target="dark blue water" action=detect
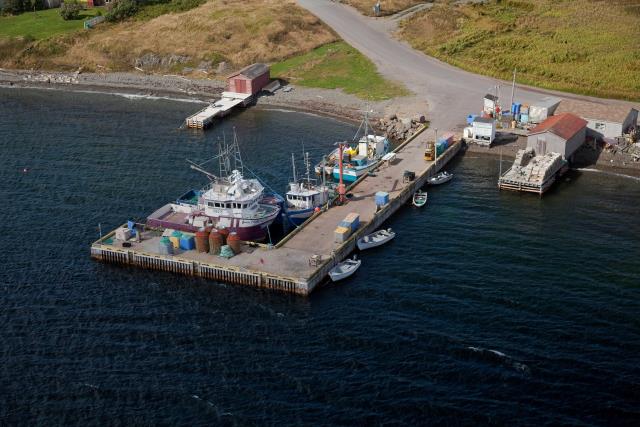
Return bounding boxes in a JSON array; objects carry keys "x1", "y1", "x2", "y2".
[{"x1": 1, "y1": 88, "x2": 639, "y2": 425}]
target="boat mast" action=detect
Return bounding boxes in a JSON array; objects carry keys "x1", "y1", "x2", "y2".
[
  {"x1": 291, "y1": 152, "x2": 297, "y2": 184},
  {"x1": 231, "y1": 127, "x2": 244, "y2": 175},
  {"x1": 304, "y1": 152, "x2": 312, "y2": 187}
]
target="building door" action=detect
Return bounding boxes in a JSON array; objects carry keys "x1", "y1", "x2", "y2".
[
  {"x1": 537, "y1": 137, "x2": 547, "y2": 155},
  {"x1": 236, "y1": 79, "x2": 247, "y2": 94}
]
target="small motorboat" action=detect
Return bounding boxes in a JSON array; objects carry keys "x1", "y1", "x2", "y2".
[
  {"x1": 412, "y1": 191, "x2": 428, "y2": 207},
  {"x1": 357, "y1": 228, "x2": 396, "y2": 250},
  {"x1": 429, "y1": 171, "x2": 453, "y2": 185},
  {"x1": 328, "y1": 256, "x2": 361, "y2": 282}
]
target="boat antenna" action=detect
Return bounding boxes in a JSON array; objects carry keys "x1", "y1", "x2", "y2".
[
  {"x1": 291, "y1": 152, "x2": 297, "y2": 184},
  {"x1": 218, "y1": 135, "x2": 230, "y2": 178}
]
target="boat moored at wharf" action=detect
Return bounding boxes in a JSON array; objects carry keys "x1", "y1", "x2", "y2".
[
  {"x1": 91, "y1": 126, "x2": 462, "y2": 295},
  {"x1": 147, "y1": 134, "x2": 280, "y2": 242}
]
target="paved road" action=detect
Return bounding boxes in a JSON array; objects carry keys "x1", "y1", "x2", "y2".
[{"x1": 298, "y1": 0, "x2": 637, "y2": 131}]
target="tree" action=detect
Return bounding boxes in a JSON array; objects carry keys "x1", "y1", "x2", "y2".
[
  {"x1": 2, "y1": 0, "x2": 25, "y2": 15},
  {"x1": 104, "y1": 0, "x2": 138, "y2": 22},
  {"x1": 60, "y1": 0, "x2": 83, "y2": 20}
]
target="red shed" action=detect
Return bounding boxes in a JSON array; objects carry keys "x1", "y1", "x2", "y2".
[{"x1": 226, "y1": 63, "x2": 270, "y2": 96}]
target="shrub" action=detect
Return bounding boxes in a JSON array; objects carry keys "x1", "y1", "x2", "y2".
[
  {"x1": 105, "y1": 0, "x2": 139, "y2": 22},
  {"x1": 60, "y1": 0, "x2": 83, "y2": 20}
]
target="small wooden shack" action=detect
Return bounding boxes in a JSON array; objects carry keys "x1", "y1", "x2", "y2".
[{"x1": 227, "y1": 63, "x2": 270, "y2": 96}]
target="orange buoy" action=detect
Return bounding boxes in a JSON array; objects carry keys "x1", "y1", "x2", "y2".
[
  {"x1": 208, "y1": 229, "x2": 223, "y2": 255},
  {"x1": 195, "y1": 228, "x2": 210, "y2": 253},
  {"x1": 227, "y1": 232, "x2": 241, "y2": 254}
]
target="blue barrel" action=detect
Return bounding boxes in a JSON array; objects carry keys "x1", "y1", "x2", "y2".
[{"x1": 179, "y1": 235, "x2": 195, "y2": 250}]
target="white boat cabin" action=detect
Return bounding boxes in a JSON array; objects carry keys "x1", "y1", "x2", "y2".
[{"x1": 286, "y1": 182, "x2": 329, "y2": 210}]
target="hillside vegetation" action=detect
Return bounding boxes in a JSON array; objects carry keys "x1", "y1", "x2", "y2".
[
  {"x1": 0, "y1": 0, "x2": 338, "y2": 73},
  {"x1": 343, "y1": 0, "x2": 424, "y2": 16},
  {"x1": 272, "y1": 41, "x2": 409, "y2": 100},
  {"x1": 399, "y1": 0, "x2": 640, "y2": 100}
]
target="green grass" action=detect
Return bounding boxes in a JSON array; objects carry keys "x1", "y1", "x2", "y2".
[
  {"x1": 0, "y1": 8, "x2": 102, "y2": 40},
  {"x1": 400, "y1": 0, "x2": 640, "y2": 101},
  {"x1": 271, "y1": 41, "x2": 409, "y2": 100}
]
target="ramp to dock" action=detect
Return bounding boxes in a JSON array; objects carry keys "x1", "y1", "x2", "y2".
[{"x1": 186, "y1": 92, "x2": 252, "y2": 129}]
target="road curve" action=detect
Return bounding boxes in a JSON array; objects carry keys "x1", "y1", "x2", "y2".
[{"x1": 297, "y1": 0, "x2": 637, "y2": 130}]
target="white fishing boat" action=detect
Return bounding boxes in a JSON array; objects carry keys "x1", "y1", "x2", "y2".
[
  {"x1": 357, "y1": 228, "x2": 395, "y2": 250},
  {"x1": 429, "y1": 171, "x2": 453, "y2": 185},
  {"x1": 146, "y1": 132, "x2": 280, "y2": 241},
  {"x1": 412, "y1": 191, "x2": 428, "y2": 207},
  {"x1": 285, "y1": 152, "x2": 330, "y2": 226},
  {"x1": 328, "y1": 256, "x2": 361, "y2": 282}
]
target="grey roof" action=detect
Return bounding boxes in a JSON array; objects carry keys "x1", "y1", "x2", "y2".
[
  {"x1": 473, "y1": 117, "x2": 494, "y2": 124},
  {"x1": 229, "y1": 63, "x2": 269, "y2": 80},
  {"x1": 484, "y1": 94, "x2": 498, "y2": 102}
]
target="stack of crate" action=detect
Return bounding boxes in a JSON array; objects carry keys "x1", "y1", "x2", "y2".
[{"x1": 334, "y1": 212, "x2": 360, "y2": 243}]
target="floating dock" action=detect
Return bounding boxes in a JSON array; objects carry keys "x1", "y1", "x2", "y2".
[
  {"x1": 91, "y1": 128, "x2": 461, "y2": 295},
  {"x1": 185, "y1": 92, "x2": 253, "y2": 129}
]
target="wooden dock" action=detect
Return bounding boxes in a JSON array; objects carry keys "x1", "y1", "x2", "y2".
[
  {"x1": 185, "y1": 92, "x2": 253, "y2": 129},
  {"x1": 91, "y1": 127, "x2": 462, "y2": 295}
]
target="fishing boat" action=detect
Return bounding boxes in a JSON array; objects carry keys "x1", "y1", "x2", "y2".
[
  {"x1": 332, "y1": 134, "x2": 390, "y2": 183},
  {"x1": 357, "y1": 228, "x2": 395, "y2": 250},
  {"x1": 328, "y1": 256, "x2": 361, "y2": 282},
  {"x1": 315, "y1": 111, "x2": 390, "y2": 182},
  {"x1": 285, "y1": 152, "x2": 330, "y2": 226},
  {"x1": 146, "y1": 133, "x2": 281, "y2": 242},
  {"x1": 412, "y1": 191, "x2": 428, "y2": 207},
  {"x1": 429, "y1": 171, "x2": 453, "y2": 185}
]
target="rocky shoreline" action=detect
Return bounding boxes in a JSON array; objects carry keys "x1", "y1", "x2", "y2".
[{"x1": 2, "y1": 68, "x2": 638, "y2": 176}]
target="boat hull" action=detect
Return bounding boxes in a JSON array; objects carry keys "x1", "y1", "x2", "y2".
[
  {"x1": 146, "y1": 203, "x2": 279, "y2": 242},
  {"x1": 285, "y1": 206, "x2": 317, "y2": 226}
]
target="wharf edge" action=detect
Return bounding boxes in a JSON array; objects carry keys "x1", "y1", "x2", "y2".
[{"x1": 90, "y1": 129, "x2": 461, "y2": 295}]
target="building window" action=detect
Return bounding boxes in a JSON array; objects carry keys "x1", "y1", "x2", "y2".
[{"x1": 595, "y1": 122, "x2": 606, "y2": 131}]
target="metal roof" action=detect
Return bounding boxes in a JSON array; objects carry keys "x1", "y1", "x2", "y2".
[
  {"x1": 528, "y1": 113, "x2": 587, "y2": 141},
  {"x1": 473, "y1": 116, "x2": 494, "y2": 124},
  {"x1": 227, "y1": 63, "x2": 269, "y2": 80},
  {"x1": 555, "y1": 99, "x2": 637, "y2": 124}
]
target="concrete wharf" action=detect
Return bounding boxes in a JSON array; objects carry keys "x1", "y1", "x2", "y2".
[
  {"x1": 185, "y1": 92, "x2": 252, "y2": 129},
  {"x1": 90, "y1": 128, "x2": 462, "y2": 295}
]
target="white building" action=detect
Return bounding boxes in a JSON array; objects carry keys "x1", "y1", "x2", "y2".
[
  {"x1": 555, "y1": 99, "x2": 638, "y2": 141},
  {"x1": 483, "y1": 94, "x2": 499, "y2": 115},
  {"x1": 526, "y1": 113, "x2": 587, "y2": 160},
  {"x1": 471, "y1": 117, "x2": 496, "y2": 146}
]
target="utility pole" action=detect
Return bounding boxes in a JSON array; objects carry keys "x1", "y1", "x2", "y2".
[{"x1": 510, "y1": 68, "x2": 517, "y2": 111}]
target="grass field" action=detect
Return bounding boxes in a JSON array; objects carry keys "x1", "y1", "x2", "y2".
[
  {"x1": 344, "y1": 0, "x2": 424, "y2": 16},
  {"x1": 272, "y1": 41, "x2": 409, "y2": 100},
  {"x1": 0, "y1": 8, "x2": 102, "y2": 40},
  {"x1": 399, "y1": 0, "x2": 640, "y2": 100}
]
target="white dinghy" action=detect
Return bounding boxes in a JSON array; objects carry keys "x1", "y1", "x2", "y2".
[
  {"x1": 428, "y1": 171, "x2": 453, "y2": 185},
  {"x1": 328, "y1": 256, "x2": 362, "y2": 282},
  {"x1": 412, "y1": 191, "x2": 428, "y2": 207},
  {"x1": 357, "y1": 228, "x2": 396, "y2": 251}
]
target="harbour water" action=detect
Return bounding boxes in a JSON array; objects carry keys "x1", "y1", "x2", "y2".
[{"x1": 1, "y1": 88, "x2": 639, "y2": 424}]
